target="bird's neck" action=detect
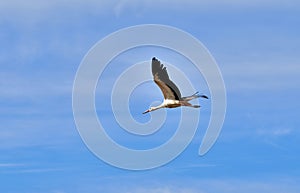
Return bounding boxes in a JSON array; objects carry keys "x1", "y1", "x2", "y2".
[{"x1": 152, "y1": 103, "x2": 165, "y2": 111}]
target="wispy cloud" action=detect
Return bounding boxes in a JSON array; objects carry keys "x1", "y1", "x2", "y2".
[
  {"x1": 0, "y1": 1, "x2": 299, "y2": 193},
  {"x1": 0, "y1": 162, "x2": 69, "y2": 174},
  {"x1": 5, "y1": 168, "x2": 65, "y2": 174},
  {"x1": 51, "y1": 191, "x2": 66, "y2": 193},
  {"x1": 222, "y1": 62, "x2": 300, "y2": 92},
  {"x1": 1, "y1": 0, "x2": 299, "y2": 24},
  {"x1": 0, "y1": 0, "x2": 116, "y2": 23},
  {"x1": 257, "y1": 127, "x2": 293, "y2": 137},
  {"x1": 256, "y1": 127, "x2": 294, "y2": 149},
  {"x1": 124, "y1": 186, "x2": 201, "y2": 193},
  {"x1": 99, "y1": 178, "x2": 300, "y2": 193},
  {"x1": 113, "y1": 0, "x2": 300, "y2": 16},
  {"x1": 0, "y1": 163, "x2": 24, "y2": 167}
]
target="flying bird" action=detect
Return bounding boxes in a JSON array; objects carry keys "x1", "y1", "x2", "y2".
[{"x1": 143, "y1": 57, "x2": 208, "y2": 114}]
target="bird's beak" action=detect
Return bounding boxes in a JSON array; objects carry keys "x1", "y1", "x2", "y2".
[{"x1": 142, "y1": 109, "x2": 150, "y2": 114}]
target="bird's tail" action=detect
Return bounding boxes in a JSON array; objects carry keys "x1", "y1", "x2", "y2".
[{"x1": 181, "y1": 92, "x2": 209, "y2": 101}]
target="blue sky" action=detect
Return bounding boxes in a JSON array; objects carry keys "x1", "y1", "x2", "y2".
[{"x1": 1, "y1": 1, "x2": 300, "y2": 192}]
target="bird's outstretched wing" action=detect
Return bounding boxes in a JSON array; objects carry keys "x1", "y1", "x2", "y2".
[{"x1": 152, "y1": 57, "x2": 181, "y2": 100}]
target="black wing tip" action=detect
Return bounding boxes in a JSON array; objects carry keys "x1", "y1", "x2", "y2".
[
  {"x1": 201, "y1": 95, "x2": 209, "y2": 99},
  {"x1": 152, "y1": 57, "x2": 157, "y2": 61},
  {"x1": 195, "y1": 91, "x2": 209, "y2": 99}
]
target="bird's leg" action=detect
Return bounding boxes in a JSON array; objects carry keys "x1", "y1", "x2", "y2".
[
  {"x1": 179, "y1": 101, "x2": 200, "y2": 108},
  {"x1": 182, "y1": 92, "x2": 208, "y2": 101}
]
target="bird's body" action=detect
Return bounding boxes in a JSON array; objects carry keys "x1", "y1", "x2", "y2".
[
  {"x1": 143, "y1": 57, "x2": 208, "y2": 114},
  {"x1": 163, "y1": 99, "x2": 180, "y2": 108}
]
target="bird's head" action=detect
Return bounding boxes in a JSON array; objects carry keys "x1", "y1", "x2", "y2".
[{"x1": 142, "y1": 107, "x2": 155, "y2": 114}]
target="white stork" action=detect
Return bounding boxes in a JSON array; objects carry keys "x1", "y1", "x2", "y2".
[{"x1": 143, "y1": 57, "x2": 208, "y2": 114}]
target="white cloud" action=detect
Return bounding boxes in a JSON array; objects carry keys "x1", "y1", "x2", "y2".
[
  {"x1": 0, "y1": 1, "x2": 117, "y2": 26},
  {"x1": 0, "y1": 0, "x2": 115, "y2": 15},
  {"x1": 254, "y1": 127, "x2": 294, "y2": 150},
  {"x1": 113, "y1": 0, "x2": 300, "y2": 16},
  {"x1": 0, "y1": 73, "x2": 70, "y2": 100},
  {"x1": 1, "y1": 0, "x2": 299, "y2": 23},
  {"x1": 222, "y1": 62, "x2": 300, "y2": 92},
  {"x1": 0, "y1": 163, "x2": 24, "y2": 167},
  {"x1": 257, "y1": 127, "x2": 293, "y2": 137},
  {"x1": 7, "y1": 168, "x2": 65, "y2": 174},
  {"x1": 104, "y1": 178, "x2": 300, "y2": 193},
  {"x1": 125, "y1": 186, "x2": 201, "y2": 193}
]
